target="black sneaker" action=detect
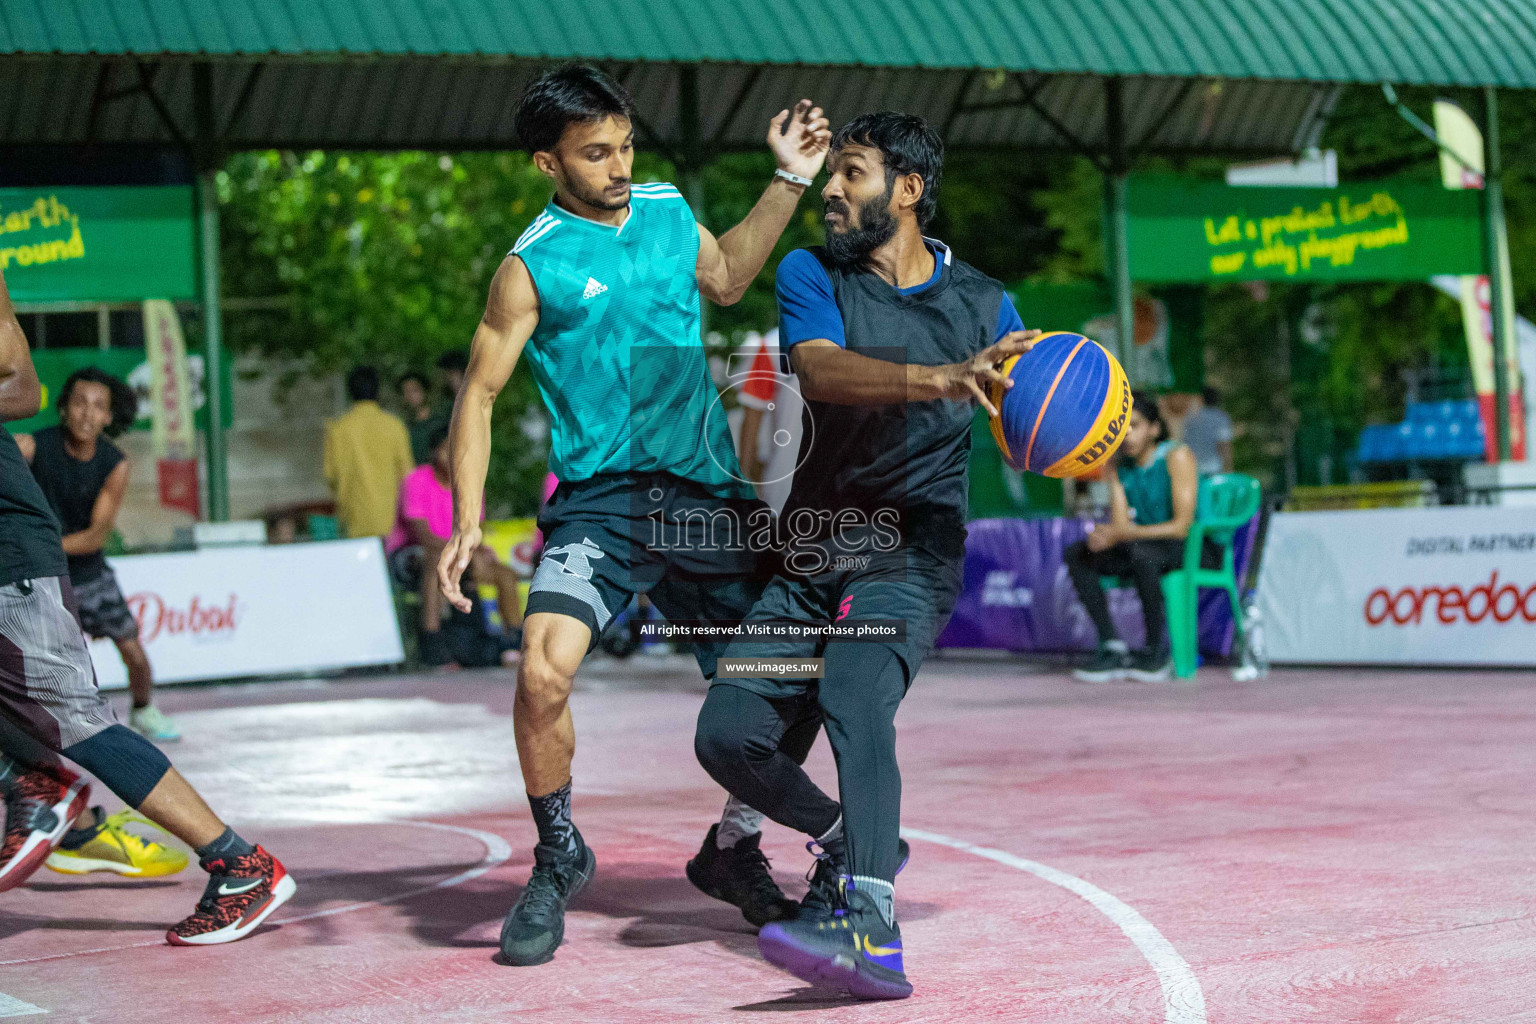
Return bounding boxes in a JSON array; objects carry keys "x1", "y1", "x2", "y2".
[
  {"x1": 499, "y1": 838, "x2": 596, "y2": 966},
  {"x1": 686, "y1": 824, "x2": 797, "y2": 927},
  {"x1": 1072, "y1": 642, "x2": 1129, "y2": 683},
  {"x1": 418, "y1": 630, "x2": 453, "y2": 667},
  {"x1": 759, "y1": 885, "x2": 913, "y2": 1000},
  {"x1": 797, "y1": 838, "x2": 910, "y2": 924},
  {"x1": 1125, "y1": 648, "x2": 1173, "y2": 682}
]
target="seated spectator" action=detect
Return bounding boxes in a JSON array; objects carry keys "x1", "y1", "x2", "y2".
[
  {"x1": 1065, "y1": 391, "x2": 1205, "y2": 684},
  {"x1": 386, "y1": 426, "x2": 523, "y2": 668}
]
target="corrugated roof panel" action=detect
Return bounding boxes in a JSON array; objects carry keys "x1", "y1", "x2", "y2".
[
  {"x1": 5, "y1": 0, "x2": 1536, "y2": 85},
  {"x1": 0, "y1": 54, "x2": 1383, "y2": 157},
  {"x1": 1434, "y1": 0, "x2": 1518, "y2": 85}
]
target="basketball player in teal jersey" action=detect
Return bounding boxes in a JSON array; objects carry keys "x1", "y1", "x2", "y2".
[{"x1": 437, "y1": 65, "x2": 831, "y2": 966}]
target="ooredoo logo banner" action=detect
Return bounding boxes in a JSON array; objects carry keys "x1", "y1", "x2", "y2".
[
  {"x1": 1258, "y1": 506, "x2": 1536, "y2": 666},
  {"x1": 1364, "y1": 571, "x2": 1536, "y2": 627}
]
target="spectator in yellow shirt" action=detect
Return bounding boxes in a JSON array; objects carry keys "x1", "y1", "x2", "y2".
[{"x1": 323, "y1": 366, "x2": 413, "y2": 539}]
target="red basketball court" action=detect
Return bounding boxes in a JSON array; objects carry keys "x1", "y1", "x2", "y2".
[{"x1": 2, "y1": 656, "x2": 1532, "y2": 1022}]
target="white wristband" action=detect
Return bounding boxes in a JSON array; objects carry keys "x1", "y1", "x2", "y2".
[{"x1": 774, "y1": 168, "x2": 813, "y2": 188}]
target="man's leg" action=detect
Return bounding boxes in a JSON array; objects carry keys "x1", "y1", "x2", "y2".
[
  {"x1": 757, "y1": 644, "x2": 912, "y2": 998},
  {"x1": 695, "y1": 685, "x2": 840, "y2": 839},
  {"x1": 76, "y1": 569, "x2": 179, "y2": 741},
  {"x1": 816, "y1": 642, "x2": 908, "y2": 891},
  {"x1": 1066, "y1": 540, "x2": 1136, "y2": 682},
  {"x1": 1064, "y1": 538, "x2": 1126, "y2": 644},
  {"x1": 514, "y1": 611, "x2": 589, "y2": 825},
  {"x1": 0, "y1": 577, "x2": 292, "y2": 944},
  {"x1": 497, "y1": 607, "x2": 607, "y2": 966},
  {"x1": 756, "y1": 557, "x2": 959, "y2": 1001},
  {"x1": 689, "y1": 685, "x2": 836, "y2": 926},
  {"x1": 655, "y1": 562, "x2": 834, "y2": 926},
  {"x1": 1122, "y1": 540, "x2": 1185, "y2": 681}
]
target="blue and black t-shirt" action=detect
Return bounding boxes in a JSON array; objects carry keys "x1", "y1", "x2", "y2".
[{"x1": 774, "y1": 240, "x2": 1021, "y2": 554}]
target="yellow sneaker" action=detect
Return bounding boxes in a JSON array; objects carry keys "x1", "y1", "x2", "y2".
[{"x1": 45, "y1": 808, "x2": 189, "y2": 878}]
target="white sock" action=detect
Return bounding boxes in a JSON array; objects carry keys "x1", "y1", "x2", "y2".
[
  {"x1": 716, "y1": 796, "x2": 764, "y2": 849},
  {"x1": 852, "y1": 875, "x2": 896, "y2": 927}
]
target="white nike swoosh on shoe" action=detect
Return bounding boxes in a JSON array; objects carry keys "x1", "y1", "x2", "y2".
[{"x1": 218, "y1": 878, "x2": 264, "y2": 896}]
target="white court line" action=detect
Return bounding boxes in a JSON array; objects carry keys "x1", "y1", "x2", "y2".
[
  {"x1": 0, "y1": 821, "x2": 511, "y2": 967},
  {"x1": 0, "y1": 993, "x2": 45, "y2": 1018},
  {"x1": 903, "y1": 828, "x2": 1207, "y2": 1024}
]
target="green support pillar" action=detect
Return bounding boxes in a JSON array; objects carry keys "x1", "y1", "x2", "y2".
[
  {"x1": 1103, "y1": 77, "x2": 1135, "y2": 378},
  {"x1": 1482, "y1": 86, "x2": 1514, "y2": 462},
  {"x1": 193, "y1": 63, "x2": 229, "y2": 520},
  {"x1": 197, "y1": 172, "x2": 229, "y2": 522}
]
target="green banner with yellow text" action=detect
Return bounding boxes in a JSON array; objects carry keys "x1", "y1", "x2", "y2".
[
  {"x1": 1127, "y1": 175, "x2": 1484, "y2": 282},
  {"x1": 0, "y1": 186, "x2": 197, "y2": 302}
]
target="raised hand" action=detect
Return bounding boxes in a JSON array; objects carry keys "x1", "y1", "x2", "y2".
[{"x1": 769, "y1": 100, "x2": 832, "y2": 182}]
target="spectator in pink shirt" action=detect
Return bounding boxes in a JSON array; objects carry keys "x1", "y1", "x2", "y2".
[{"x1": 388, "y1": 426, "x2": 523, "y2": 667}]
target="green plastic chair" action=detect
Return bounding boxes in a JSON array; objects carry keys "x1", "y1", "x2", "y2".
[{"x1": 1101, "y1": 473, "x2": 1262, "y2": 679}]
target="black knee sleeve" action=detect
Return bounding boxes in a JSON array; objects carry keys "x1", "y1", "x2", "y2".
[
  {"x1": 694, "y1": 697, "x2": 744, "y2": 781},
  {"x1": 63, "y1": 724, "x2": 172, "y2": 808}
]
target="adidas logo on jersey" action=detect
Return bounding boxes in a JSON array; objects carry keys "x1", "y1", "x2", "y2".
[{"x1": 582, "y1": 277, "x2": 608, "y2": 299}]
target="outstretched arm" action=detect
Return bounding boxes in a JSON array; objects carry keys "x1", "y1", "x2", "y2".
[
  {"x1": 790, "y1": 331, "x2": 1040, "y2": 413},
  {"x1": 0, "y1": 269, "x2": 41, "y2": 423},
  {"x1": 695, "y1": 100, "x2": 831, "y2": 306},
  {"x1": 438, "y1": 255, "x2": 539, "y2": 612}
]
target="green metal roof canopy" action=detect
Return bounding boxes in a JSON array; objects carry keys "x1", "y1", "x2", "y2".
[{"x1": 4, "y1": 0, "x2": 1533, "y2": 156}]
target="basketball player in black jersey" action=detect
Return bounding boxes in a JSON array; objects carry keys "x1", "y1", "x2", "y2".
[
  {"x1": 693, "y1": 111, "x2": 1037, "y2": 999},
  {"x1": 15, "y1": 368, "x2": 178, "y2": 741}
]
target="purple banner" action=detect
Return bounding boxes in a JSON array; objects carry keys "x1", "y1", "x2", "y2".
[{"x1": 936, "y1": 516, "x2": 1258, "y2": 658}]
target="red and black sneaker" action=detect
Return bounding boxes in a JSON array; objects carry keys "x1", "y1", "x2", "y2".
[
  {"x1": 0, "y1": 764, "x2": 90, "y2": 893},
  {"x1": 166, "y1": 846, "x2": 296, "y2": 946}
]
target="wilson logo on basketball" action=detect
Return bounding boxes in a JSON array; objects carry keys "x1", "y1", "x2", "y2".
[
  {"x1": 1073, "y1": 380, "x2": 1132, "y2": 469},
  {"x1": 1363, "y1": 571, "x2": 1536, "y2": 626},
  {"x1": 127, "y1": 592, "x2": 243, "y2": 644}
]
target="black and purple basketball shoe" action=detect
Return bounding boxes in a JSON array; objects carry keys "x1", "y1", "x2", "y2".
[{"x1": 758, "y1": 885, "x2": 912, "y2": 1000}]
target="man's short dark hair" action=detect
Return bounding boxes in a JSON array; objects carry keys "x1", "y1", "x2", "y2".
[
  {"x1": 830, "y1": 111, "x2": 944, "y2": 227},
  {"x1": 347, "y1": 366, "x2": 380, "y2": 402},
  {"x1": 516, "y1": 63, "x2": 637, "y2": 154},
  {"x1": 398, "y1": 371, "x2": 429, "y2": 391},
  {"x1": 59, "y1": 367, "x2": 137, "y2": 438},
  {"x1": 1201, "y1": 386, "x2": 1221, "y2": 407},
  {"x1": 435, "y1": 350, "x2": 469, "y2": 374}
]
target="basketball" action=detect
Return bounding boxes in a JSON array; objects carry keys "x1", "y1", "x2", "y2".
[{"x1": 988, "y1": 331, "x2": 1131, "y2": 478}]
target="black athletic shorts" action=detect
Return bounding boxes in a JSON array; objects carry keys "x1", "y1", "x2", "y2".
[
  {"x1": 712, "y1": 540, "x2": 964, "y2": 700},
  {"x1": 527, "y1": 472, "x2": 772, "y2": 679},
  {"x1": 71, "y1": 567, "x2": 139, "y2": 642}
]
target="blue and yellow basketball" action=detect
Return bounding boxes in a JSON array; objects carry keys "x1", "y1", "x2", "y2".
[{"x1": 988, "y1": 331, "x2": 1131, "y2": 478}]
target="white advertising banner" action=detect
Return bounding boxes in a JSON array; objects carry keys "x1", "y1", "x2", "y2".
[
  {"x1": 89, "y1": 539, "x2": 403, "y2": 687},
  {"x1": 1258, "y1": 506, "x2": 1536, "y2": 666}
]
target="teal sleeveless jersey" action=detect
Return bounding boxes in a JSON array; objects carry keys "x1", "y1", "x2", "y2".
[
  {"x1": 1118, "y1": 440, "x2": 1181, "y2": 525},
  {"x1": 511, "y1": 183, "x2": 749, "y2": 497}
]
